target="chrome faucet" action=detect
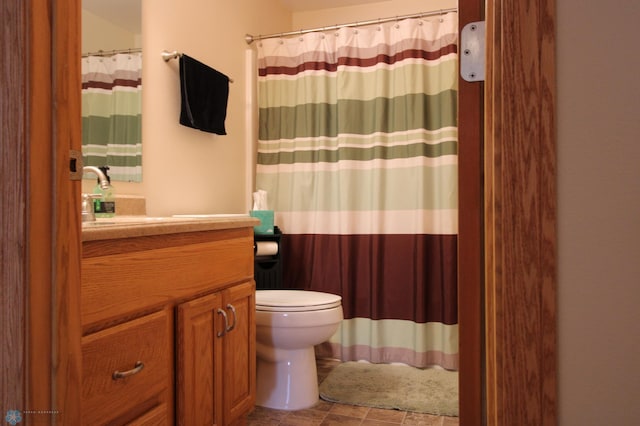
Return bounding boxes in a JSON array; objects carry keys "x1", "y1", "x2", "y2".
[
  {"x1": 82, "y1": 166, "x2": 110, "y2": 222},
  {"x1": 84, "y1": 166, "x2": 110, "y2": 189}
]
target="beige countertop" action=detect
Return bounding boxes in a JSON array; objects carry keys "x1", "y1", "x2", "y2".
[{"x1": 81, "y1": 214, "x2": 259, "y2": 241}]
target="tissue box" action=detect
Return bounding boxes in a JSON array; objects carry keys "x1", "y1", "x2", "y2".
[{"x1": 250, "y1": 210, "x2": 274, "y2": 235}]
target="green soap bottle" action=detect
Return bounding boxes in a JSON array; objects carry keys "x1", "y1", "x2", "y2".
[{"x1": 93, "y1": 166, "x2": 116, "y2": 218}]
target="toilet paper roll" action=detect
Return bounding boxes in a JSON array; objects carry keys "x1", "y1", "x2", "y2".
[{"x1": 255, "y1": 241, "x2": 278, "y2": 256}]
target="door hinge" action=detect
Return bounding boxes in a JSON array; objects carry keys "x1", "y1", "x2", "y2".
[
  {"x1": 460, "y1": 21, "x2": 486, "y2": 82},
  {"x1": 69, "y1": 149, "x2": 83, "y2": 180}
]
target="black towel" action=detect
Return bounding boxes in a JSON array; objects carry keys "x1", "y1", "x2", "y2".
[{"x1": 179, "y1": 54, "x2": 229, "y2": 135}]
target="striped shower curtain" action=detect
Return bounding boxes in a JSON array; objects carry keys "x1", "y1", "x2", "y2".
[
  {"x1": 256, "y1": 12, "x2": 459, "y2": 370},
  {"x1": 82, "y1": 52, "x2": 142, "y2": 182}
]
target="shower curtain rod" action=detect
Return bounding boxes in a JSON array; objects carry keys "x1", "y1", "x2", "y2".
[
  {"x1": 245, "y1": 7, "x2": 457, "y2": 44},
  {"x1": 82, "y1": 48, "x2": 142, "y2": 58}
]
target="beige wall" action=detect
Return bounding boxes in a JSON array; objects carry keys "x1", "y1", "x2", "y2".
[
  {"x1": 557, "y1": 0, "x2": 640, "y2": 424},
  {"x1": 82, "y1": 9, "x2": 140, "y2": 53},
  {"x1": 140, "y1": 0, "x2": 291, "y2": 215},
  {"x1": 292, "y1": 0, "x2": 455, "y2": 28}
]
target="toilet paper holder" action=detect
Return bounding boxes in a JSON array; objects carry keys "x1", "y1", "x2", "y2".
[
  {"x1": 255, "y1": 241, "x2": 279, "y2": 257},
  {"x1": 254, "y1": 226, "x2": 283, "y2": 289},
  {"x1": 254, "y1": 226, "x2": 281, "y2": 258}
]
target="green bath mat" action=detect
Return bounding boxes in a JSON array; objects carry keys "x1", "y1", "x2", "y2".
[{"x1": 319, "y1": 361, "x2": 458, "y2": 417}]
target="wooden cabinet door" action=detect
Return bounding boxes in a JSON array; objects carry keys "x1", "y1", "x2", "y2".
[
  {"x1": 222, "y1": 281, "x2": 256, "y2": 424},
  {"x1": 176, "y1": 292, "x2": 224, "y2": 426},
  {"x1": 176, "y1": 281, "x2": 255, "y2": 426}
]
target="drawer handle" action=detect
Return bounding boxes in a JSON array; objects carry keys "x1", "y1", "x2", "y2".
[
  {"x1": 217, "y1": 308, "x2": 228, "y2": 337},
  {"x1": 112, "y1": 361, "x2": 144, "y2": 380},
  {"x1": 225, "y1": 304, "x2": 237, "y2": 333}
]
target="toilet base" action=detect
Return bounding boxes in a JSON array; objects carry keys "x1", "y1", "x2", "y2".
[{"x1": 256, "y1": 347, "x2": 319, "y2": 410}]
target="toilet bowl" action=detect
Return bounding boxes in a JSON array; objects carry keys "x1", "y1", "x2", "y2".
[{"x1": 255, "y1": 290, "x2": 343, "y2": 410}]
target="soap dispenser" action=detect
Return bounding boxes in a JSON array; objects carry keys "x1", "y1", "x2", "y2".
[{"x1": 92, "y1": 166, "x2": 116, "y2": 218}]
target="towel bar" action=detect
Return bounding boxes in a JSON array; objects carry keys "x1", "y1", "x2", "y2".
[{"x1": 161, "y1": 50, "x2": 234, "y2": 83}]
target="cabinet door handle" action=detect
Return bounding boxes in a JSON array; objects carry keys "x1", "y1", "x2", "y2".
[
  {"x1": 217, "y1": 308, "x2": 228, "y2": 337},
  {"x1": 112, "y1": 361, "x2": 144, "y2": 380},
  {"x1": 225, "y1": 304, "x2": 237, "y2": 333}
]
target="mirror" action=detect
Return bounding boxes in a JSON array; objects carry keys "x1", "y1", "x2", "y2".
[{"x1": 82, "y1": 0, "x2": 143, "y2": 183}]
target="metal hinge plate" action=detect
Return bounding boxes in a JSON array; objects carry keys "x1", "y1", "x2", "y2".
[{"x1": 460, "y1": 21, "x2": 486, "y2": 82}]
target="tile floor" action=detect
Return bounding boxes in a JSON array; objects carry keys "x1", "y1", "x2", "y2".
[{"x1": 246, "y1": 359, "x2": 459, "y2": 426}]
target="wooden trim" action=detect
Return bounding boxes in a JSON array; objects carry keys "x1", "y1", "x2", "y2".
[
  {"x1": 2, "y1": 0, "x2": 28, "y2": 416},
  {"x1": 457, "y1": 1, "x2": 485, "y2": 425},
  {"x1": 485, "y1": 0, "x2": 557, "y2": 424},
  {"x1": 27, "y1": 0, "x2": 54, "y2": 417},
  {"x1": 50, "y1": 0, "x2": 84, "y2": 421},
  {"x1": 55, "y1": 1, "x2": 84, "y2": 422},
  {"x1": 484, "y1": 2, "x2": 499, "y2": 421}
]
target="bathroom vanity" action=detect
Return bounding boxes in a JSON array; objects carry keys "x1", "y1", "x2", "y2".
[{"x1": 81, "y1": 216, "x2": 257, "y2": 425}]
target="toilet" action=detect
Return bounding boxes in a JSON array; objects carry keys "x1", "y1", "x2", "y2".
[{"x1": 255, "y1": 289, "x2": 343, "y2": 410}]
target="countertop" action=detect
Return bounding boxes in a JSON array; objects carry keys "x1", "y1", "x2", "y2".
[{"x1": 81, "y1": 215, "x2": 260, "y2": 242}]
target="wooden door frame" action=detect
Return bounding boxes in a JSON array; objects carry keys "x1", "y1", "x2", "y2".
[
  {"x1": 484, "y1": 0, "x2": 557, "y2": 424},
  {"x1": 459, "y1": 0, "x2": 557, "y2": 424},
  {"x1": 2, "y1": 0, "x2": 30, "y2": 418},
  {"x1": 457, "y1": 1, "x2": 486, "y2": 424},
  {"x1": 1, "y1": 0, "x2": 82, "y2": 423},
  {"x1": 2, "y1": 0, "x2": 556, "y2": 424},
  {"x1": 48, "y1": 0, "x2": 84, "y2": 421}
]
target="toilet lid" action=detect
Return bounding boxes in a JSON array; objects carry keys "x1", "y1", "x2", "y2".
[{"x1": 256, "y1": 290, "x2": 342, "y2": 312}]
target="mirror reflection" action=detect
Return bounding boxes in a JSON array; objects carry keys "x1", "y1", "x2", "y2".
[{"x1": 82, "y1": 0, "x2": 142, "y2": 182}]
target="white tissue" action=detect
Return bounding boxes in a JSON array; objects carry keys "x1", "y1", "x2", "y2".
[{"x1": 252, "y1": 189, "x2": 269, "y2": 210}]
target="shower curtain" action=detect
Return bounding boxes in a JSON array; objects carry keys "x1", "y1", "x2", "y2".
[
  {"x1": 255, "y1": 12, "x2": 459, "y2": 370},
  {"x1": 82, "y1": 52, "x2": 142, "y2": 182}
]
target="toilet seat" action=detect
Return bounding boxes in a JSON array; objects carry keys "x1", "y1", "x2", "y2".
[{"x1": 256, "y1": 290, "x2": 342, "y2": 312}]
